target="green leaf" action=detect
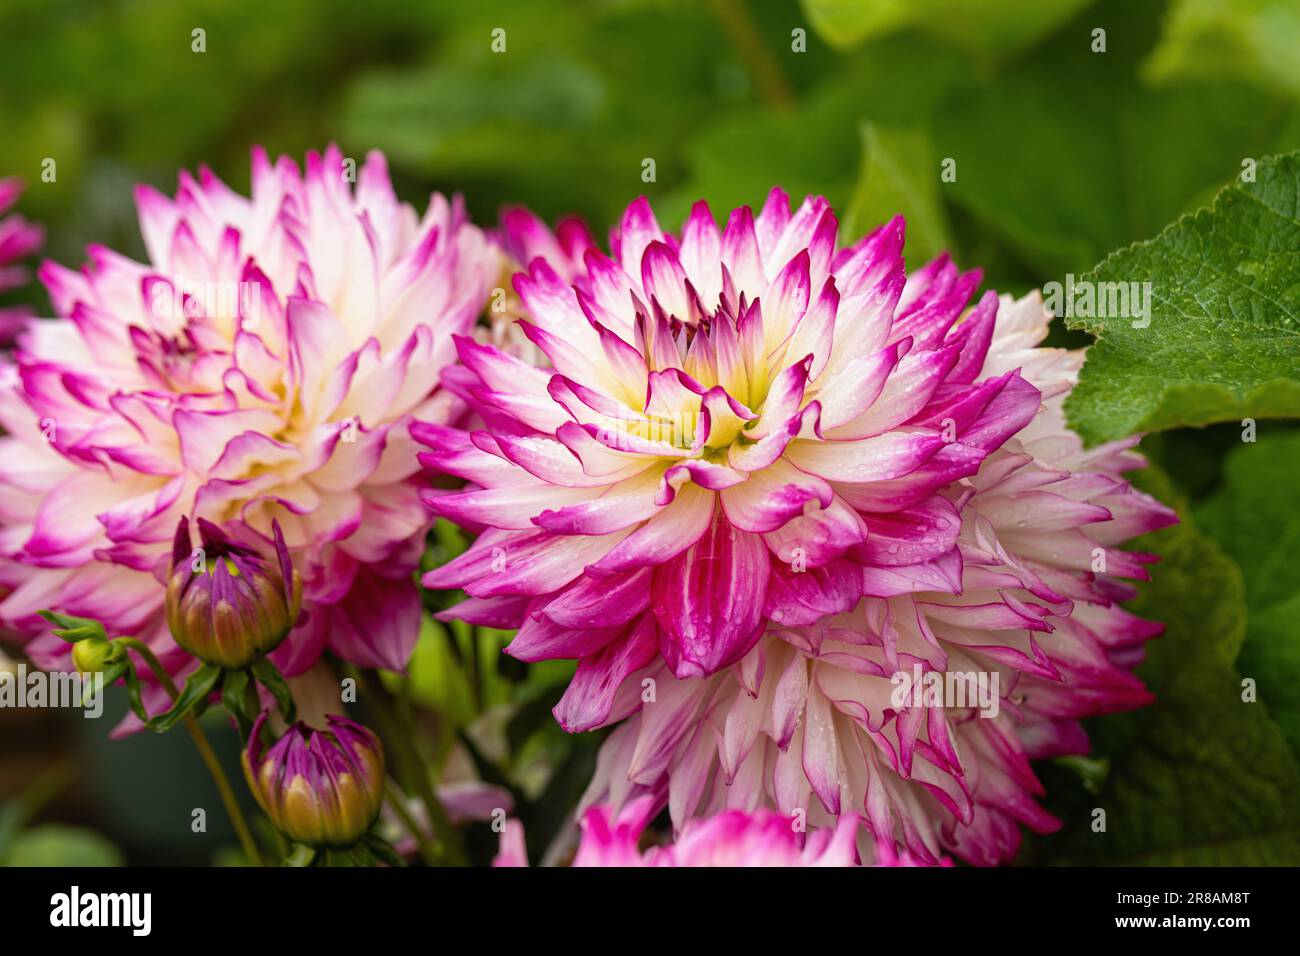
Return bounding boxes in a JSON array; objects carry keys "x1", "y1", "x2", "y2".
[
  {"x1": 221, "y1": 667, "x2": 254, "y2": 738},
  {"x1": 36, "y1": 610, "x2": 107, "y2": 644},
  {"x1": 800, "y1": 0, "x2": 1097, "y2": 61},
  {"x1": 1048, "y1": 468, "x2": 1300, "y2": 864},
  {"x1": 146, "y1": 663, "x2": 221, "y2": 733},
  {"x1": 119, "y1": 658, "x2": 148, "y2": 723},
  {"x1": 1063, "y1": 151, "x2": 1300, "y2": 445},
  {"x1": 250, "y1": 658, "x2": 296, "y2": 724},
  {"x1": 933, "y1": 0, "x2": 1300, "y2": 281},
  {"x1": 342, "y1": 57, "x2": 606, "y2": 173},
  {"x1": 843, "y1": 122, "x2": 953, "y2": 260},
  {"x1": 364, "y1": 833, "x2": 406, "y2": 868},
  {"x1": 407, "y1": 616, "x2": 477, "y2": 726},
  {"x1": 1144, "y1": 0, "x2": 1300, "y2": 100},
  {"x1": 5, "y1": 825, "x2": 124, "y2": 867},
  {"x1": 282, "y1": 845, "x2": 316, "y2": 868},
  {"x1": 1195, "y1": 429, "x2": 1300, "y2": 756}
]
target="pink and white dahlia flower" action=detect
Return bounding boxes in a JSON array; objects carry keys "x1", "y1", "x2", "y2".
[
  {"x1": 579, "y1": 291, "x2": 1176, "y2": 866},
  {"x1": 494, "y1": 796, "x2": 864, "y2": 867},
  {"x1": 0, "y1": 147, "x2": 493, "y2": 723},
  {"x1": 0, "y1": 178, "x2": 43, "y2": 345},
  {"x1": 421, "y1": 191, "x2": 1175, "y2": 865}
]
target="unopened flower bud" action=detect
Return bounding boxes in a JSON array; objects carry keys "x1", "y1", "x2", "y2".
[
  {"x1": 71, "y1": 637, "x2": 115, "y2": 675},
  {"x1": 164, "y1": 517, "x2": 302, "y2": 669},
  {"x1": 242, "y1": 713, "x2": 385, "y2": 848}
]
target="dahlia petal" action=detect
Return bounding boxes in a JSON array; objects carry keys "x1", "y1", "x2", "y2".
[
  {"x1": 588, "y1": 483, "x2": 715, "y2": 575},
  {"x1": 779, "y1": 277, "x2": 838, "y2": 379},
  {"x1": 174, "y1": 407, "x2": 282, "y2": 475},
  {"x1": 762, "y1": 494, "x2": 868, "y2": 567},
  {"x1": 453, "y1": 335, "x2": 570, "y2": 433},
  {"x1": 535, "y1": 466, "x2": 671, "y2": 535},
  {"x1": 505, "y1": 613, "x2": 624, "y2": 663},
  {"x1": 627, "y1": 672, "x2": 712, "y2": 782},
  {"x1": 814, "y1": 339, "x2": 905, "y2": 431},
  {"x1": 836, "y1": 443, "x2": 987, "y2": 513},
  {"x1": 641, "y1": 241, "x2": 692, "y2": 322},
  {"x1": 538, "y1": 566, "x2": 653, "y2": 629},
  {"x1": 771, "y1": 649, "x2": 809, "y2": 750},
  {"x1": 553, "y1": 615, "x2": 659, "y2": 732},
  {"x1": 802, "y1": 674, "x2": 844, "y2": 814},
  {"x1": 678, "y1": 200, "x2": 722, "y2": 307},
  {"x1": 425, "y1": 528, "x2": 625, "y2": 598},
  {"x1": 652, "y1": 516, "x2": 771, "y2": 678},
  {"x1": 943, "y1": 290, "x2": 999, "y2": 384},
  {"x1": 719, "y1": 457, "x2": 832, "y2": 533},
  {"x1": 424, "y1": 484, "x2": 591, "y2": 531},
  {"x1": 827, "y1": 345, "x2": 959, "y2": 440},
  {"x1": 764, "y1": 558, "x2": 861, "y2": 626},
  {"x1": 613, "y1": 197, "x2": 664, "y2": 288},
  {"x1": 761, "y1": 250, "x2": 811, "y2": 351},
  {"x1": 720, "y1": 205, "x2": 765, "y2": 301},
  {"x1": 721, "y1": 687, "x2": 766, "y2": 783},
  {"x1": 746, "y1": 356, "x2": 810, "y2": 440},
  {"x1": 434, "y1": 594, "x2": 530, "y2": 629},
  {"x1": 754, "y1": 187, "x2": 791, "y2": 263},
  {"x1": 850, "y1": 494, "x2": 961, "y2": 566},
  {"x1": 324, "y1": 568, "x2": 422, "y2": 672},
  {"x1": 412, "y1": 422, "x2": 521, "y2": 488},
  {"x1": 860, "y1": 550, "x2": 964, "y2": 597},
  {"x1": 785, "y1": 432, "x2": 944, "y2": 484}
]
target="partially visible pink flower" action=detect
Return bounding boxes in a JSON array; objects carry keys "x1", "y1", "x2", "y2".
[
  {"x1": 0, "y1": 178, "x2": 43, "y2": 346},
  {"x1": 577, "y1": 292, "x2": 1176, "y2": 866},
  {"x1": 0, "y1": 147, "x2": 494, "y2": 729},
  {"x1": 494, "y1": 796, "x2": 867, "y2": 867},
  {"x1": 498, "y1": 206, "x2": 594, "y2": 285},
  {"x1": 476, "y1": 206, "x2": 597, "y2": 367}
]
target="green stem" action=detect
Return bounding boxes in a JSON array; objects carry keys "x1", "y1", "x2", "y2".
[
  {"x1": 467, "y1": 624, "x2": 483, "y2": 712},
  {"x1": 118, "y1": 639, "x2": 265, "y2": 868},
  {"x1": 710, "y1": 0, "x2": 794, "y2": 109},
  {"x1": 348, "y1": 666, "x2": 467, "y2": 866},
  {"x1": 242, "y1": 678, "x2": 262, "y2": 742},
  {"x1": 384, "y1": 776, "x2": 439, "y2": 866}
]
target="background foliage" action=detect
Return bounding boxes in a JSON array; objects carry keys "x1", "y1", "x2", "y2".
[{"x1": 0, "y1": 0, "x2": 1297, "y2": 865}]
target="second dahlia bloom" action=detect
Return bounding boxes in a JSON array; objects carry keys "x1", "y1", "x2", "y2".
[
  {"x1": 494, "y1": 797, "x2": 863, "y2": 867},
  {"x1": 423, "y1": 192, "x2": 1175, "y2": 866},
  {"x1": 578, "y1": 292, "x2": 1177, "y2": 866},
  {"x1": 0, "y1": 147, "x2": 494, "y2": 725},
  {"x1": 0, "y1": 177, "x2": 43, "y2": 345},
  {"x1": 423, "y1": 191, "x2": 1037, "y2": 726}
]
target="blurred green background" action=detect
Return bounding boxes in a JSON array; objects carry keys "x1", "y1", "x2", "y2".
[
  {"x1": 6, "y1": 0, "x2": 1300, "y2": 295},
  {"x1": 3, "y1": 0, "x2": 1300, "y2": 865}
]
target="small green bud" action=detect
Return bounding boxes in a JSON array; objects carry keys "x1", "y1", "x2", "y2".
[{"x1": 71, "y1": 637, "x2": 116, "y2": 675}]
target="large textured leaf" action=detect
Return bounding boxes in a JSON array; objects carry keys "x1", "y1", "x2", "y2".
[
  {"x1": 1145, "y1": 0, "x2": 1300, "y2": 99},
  {"x1": 1062, "y1": 151, "x2": 1300, "y2": 445},
  {"x1": 1046, "y1": 469, "x2": 1300, "y2": 864},
  {"x1": 1196, "y1": 429, "x2": 1300, "y2": 756},
  {"x1": 934, "y1": 0, "x2": 1300, "y2": 280}
]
